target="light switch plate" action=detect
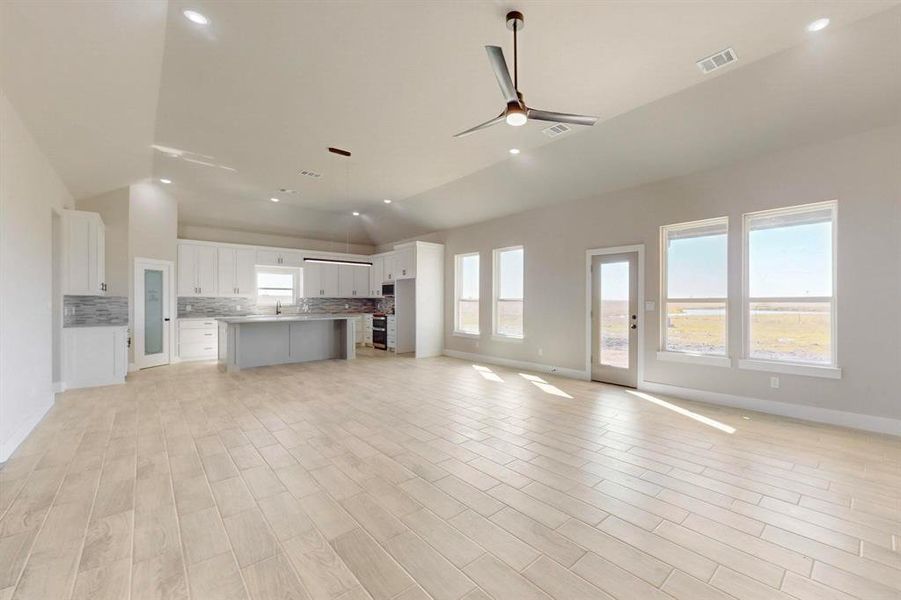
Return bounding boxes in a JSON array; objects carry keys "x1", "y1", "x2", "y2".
[{"x1": 645, "y1": 301, "x2": 656, "y2": 312}]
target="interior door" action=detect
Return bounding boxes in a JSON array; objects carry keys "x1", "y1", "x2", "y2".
[
  {"x1": 136, "y1": 261, "x2": 171, "y2": 369},
  {"x1": 591, "y1": 252, "x2": 639, "y2": 387}
]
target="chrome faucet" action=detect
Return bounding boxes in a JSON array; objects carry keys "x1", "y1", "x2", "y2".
[{"x1": 276, "y1": 300, "x2": 282, "y2": 315}]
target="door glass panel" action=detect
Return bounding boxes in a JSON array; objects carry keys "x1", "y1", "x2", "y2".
[
  {"x1": 600, "y1": 261, "x2": 629, "y2": 368},
  {"x1": 144, "y1": 269, "x2": 164, "y2": 355}
]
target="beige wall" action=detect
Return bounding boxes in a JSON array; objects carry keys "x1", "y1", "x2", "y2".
[
  {"x1": 76, "y1": 188, "x2": 130, "y2": 296},
  {"x1": 438, "y1": 124, "x2": 901, "y2": 421},
  {"x1": 0, "y1": 91, "x2": 74, "y2": 460},
  {"x1": 179, "y1": 224, "x2": 376, "y2": 255}
]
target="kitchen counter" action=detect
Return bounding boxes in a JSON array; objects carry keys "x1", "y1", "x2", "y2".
[
  {"x1": 217, "y1": 314, "x2": 355, "y2": 373},
  {"x1": 216, "y1": 314, "x2": 356, "y2": 324}
]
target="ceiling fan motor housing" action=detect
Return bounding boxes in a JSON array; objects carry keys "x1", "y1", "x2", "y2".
[{"x1": 506, "y1": 11, "x2": 524, "y2": 31}]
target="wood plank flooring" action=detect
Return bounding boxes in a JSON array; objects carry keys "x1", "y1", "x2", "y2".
[{"x1": 1, "y1": 351, "x2": 899, "y2": 599}]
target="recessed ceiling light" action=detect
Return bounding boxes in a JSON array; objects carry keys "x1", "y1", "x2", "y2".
[
  {"x1": 509, "y1": 148, "x2": 521, "y2": 155},
  {"x1": 383, "y1": 199, "x2": 392, "y2": 204},
  {"x1": 270, "y1": 197, "x2": 279, "y2": 203},
  {"x1": 159, "y1": 178, "x2": 172, "y2": 184},
  {"x1": 807, "y1": 17, "x2": 830, "y2": 32},
  {"x1": 352, "y1": 211, "x2": 360, "y2": 216},
  {"x1": 183, "y1": 10, "x2": 209, "y2": 25}
]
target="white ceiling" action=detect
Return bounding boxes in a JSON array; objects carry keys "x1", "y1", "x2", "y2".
[{"x1": 2, "y1": 1, "x2": 898, "y2": 245}]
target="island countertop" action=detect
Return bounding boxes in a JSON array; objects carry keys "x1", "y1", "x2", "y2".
[{"x1": 216, "y1": 314, "x2": 356, "y2": 324}]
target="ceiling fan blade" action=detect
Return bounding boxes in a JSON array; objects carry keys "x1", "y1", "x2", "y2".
[
  {"x1": 485, "y1": 46, "x2": 519, "y2": 104},
  {"x1": 453, "y1": 113, "x2": 505, "y2": 138},
  {"x1": 527, "y1": 108, "x2": 599, "y2": 127}
]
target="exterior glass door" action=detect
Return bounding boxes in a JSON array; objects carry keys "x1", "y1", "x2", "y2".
[{"x1": 591, "y1": 252, "x2": 639, "y2": 387}]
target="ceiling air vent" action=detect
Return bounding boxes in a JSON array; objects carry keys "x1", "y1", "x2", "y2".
[
  {"x1": 696, "y1": 47, "x2": 737, "y2": 74},
  {"x1": 542, "y1": 123, "x2": 571, "y2": 138},
  {"x1": 298, "y1": 170, "x2": 321, "y2": 179}
]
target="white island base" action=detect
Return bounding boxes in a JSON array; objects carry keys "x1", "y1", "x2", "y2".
[{"x1": 217, "y1": 315, "x2": 355, "y2": 373}]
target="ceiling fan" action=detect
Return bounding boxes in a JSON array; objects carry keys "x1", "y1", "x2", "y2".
[{"x1": 454, "y1": 10, "x2": 599, "y2": 138}]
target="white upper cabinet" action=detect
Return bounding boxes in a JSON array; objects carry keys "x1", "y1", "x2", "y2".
[
  {"x1": 395, "y1": 246, "x2": 415, "y2": 279},
  {"x1": 302, "y1": 261, "x2": 338, "y2": 297},
  {"x1": 321, "y1": 263, "x2": 339, "y2": 296},
  {"x1": 383, "y1": 252, "x2": 398, "y2": 281},
  {"x1": 370, "y1": 256, "x2": 384, "y2": 296},
  {"x1": 63, "y1": 210, "x2": 106, "y2": 295},
  {"x1": 337, "y1": 265, "x2": 355, "y2": 297},
  {"x1": 178, "y1": 243, "x2": 218, "y2": 296},
  {"x1": 353, "y1": 265, "x2": 370, "y2": 297},
  {"x1": 218, "y1": 248, "x2": 256, "y2": 297},
  {"x1": 302, "y1": 262, "x2": 321, "y2": 297},
  {"x1": 257, "y1": 249, "x2": 303, "y2": 267}
]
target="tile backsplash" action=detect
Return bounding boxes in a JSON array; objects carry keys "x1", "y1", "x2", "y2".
[
  {"x1": 63, "y1": 295, "x2": 129, "y2": 327},
  {"x1": 177, "y1": 296, "x2": 394, "y2": 318}
]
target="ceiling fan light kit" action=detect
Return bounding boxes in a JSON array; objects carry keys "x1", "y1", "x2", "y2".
[{"x1": 454, "y1": 10, "x2": 599, "y2": 138}]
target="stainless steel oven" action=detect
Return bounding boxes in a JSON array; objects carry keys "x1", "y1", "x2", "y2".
[{"x1": 372, "y1": 314, "x2": 387, "y2": 350}]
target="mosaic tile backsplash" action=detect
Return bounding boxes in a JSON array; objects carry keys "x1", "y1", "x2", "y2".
[
  {"x1": 177, "y1": 296, "x2": 395, "y2": 318},
  {"x1": 63, "y1": 295, "x2": 129, "y2": 327}
]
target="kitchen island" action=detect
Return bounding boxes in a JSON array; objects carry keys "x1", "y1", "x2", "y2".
[{"x1": 217, "y1": 315, "x2": 355, "y2": 373}]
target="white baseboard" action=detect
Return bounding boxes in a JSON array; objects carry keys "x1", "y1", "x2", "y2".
[
  {"x1": 442, "y1": 349, "x2": 589, "y2": 381},
  {"x1": 0, "y1": 393, "x2": 54, "y2": 462},
  {"x1": 639, "y1": 380, "x2": 901, "y2": 437}
]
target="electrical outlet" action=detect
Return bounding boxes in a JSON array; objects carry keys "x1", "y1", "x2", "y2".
[
  {"x1": 185, "y1": 304, "x2": 192, "y2": 312},
  {"x1": 538, "y1": 348, "x2": 543, "y2": 357},
  {"x1": 234, "y1": 305, "x2": 240, "y2": 311},
  {"x1": 770, "y1": 376, "x2": 780, "y2": 389}
]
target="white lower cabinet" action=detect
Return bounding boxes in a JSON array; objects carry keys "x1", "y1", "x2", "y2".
[
  {"x1": 387, "y1": 315, "x2": 397, "y2": 351},
  {"x1": 63, "y1": 326, "x2": 128, "y2": 389},
  {"x1": 178, "y1": 318, "x2": 218, "y2": 361}
]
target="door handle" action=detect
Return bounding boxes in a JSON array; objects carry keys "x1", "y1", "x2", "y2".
[{"x1": 164, "y1": 318, "x2": 170, "y2": 322}]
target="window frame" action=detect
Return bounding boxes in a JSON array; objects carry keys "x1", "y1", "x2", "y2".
[
  {"x1": 453, "y1": 251, "x2": 480, "y2": 337},
  {"x1": 492, "y1": 245, "x2": 524, "y2": 341},
  {"x1": 658, "y1": 216, "x2": 731, "y2": 366},
  {"x1": 255, "y1": 266, "x2": 300, "y2": 305},
  {"x1": 739, "y1": 200, "x2": 840, "y2": 378}
]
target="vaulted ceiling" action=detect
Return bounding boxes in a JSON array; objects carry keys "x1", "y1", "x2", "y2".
[{"x1": 2, "y1": 1, "x2": 899, "y2": 245}]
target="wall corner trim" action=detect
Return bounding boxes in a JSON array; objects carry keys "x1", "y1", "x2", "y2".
[
  {"x1": 639, "y1": 380, "x2": 901, "y2": 437},
  {"x1": 442, "y1": 349, "x2": 590, "y2": 381}
]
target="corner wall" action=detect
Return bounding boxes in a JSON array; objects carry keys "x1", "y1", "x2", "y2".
[
  {"x1": 0, "y1": 91, "x2": 74, "y2": 461},
  {"x1": 439, "y1": 124, "x2": 901, "y2": 424}
]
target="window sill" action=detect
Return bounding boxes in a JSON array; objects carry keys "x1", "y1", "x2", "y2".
[
  {"x1": 738, "y1": 359, "x2": 842, "y2": 379},
  {"x1": 492, "y1": 334, "x2": 524, "y2": 343},
  {"x1": 657, "y1": 351, "x2": 732, "y2": 368},
  {"x1": 453, "y1": 331, "x2": 480, "y2": 339}
]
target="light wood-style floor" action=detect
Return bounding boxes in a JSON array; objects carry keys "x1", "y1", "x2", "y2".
[{"x1": 1, "y1": 351, "x2": 899, "y2": 600}]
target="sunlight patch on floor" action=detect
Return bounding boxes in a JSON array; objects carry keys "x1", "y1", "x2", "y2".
[
  {"x1": 518, "y1": 373, "x2": 573, "y2": 398},
  {"x1": 472, "y1": 364, "x2": 504, "y2": 382},
  {"x1": 626, "y1": 390, "x2": 736, "y2": 434}
]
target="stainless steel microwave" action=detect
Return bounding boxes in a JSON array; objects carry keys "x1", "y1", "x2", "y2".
[{"x1": 381, "y1": 283, "x2": 394, "y2": 296}]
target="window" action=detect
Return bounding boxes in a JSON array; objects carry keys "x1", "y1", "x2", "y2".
[
  {"x1": 660, "y1": 218, "x2": 729, "y2": 358},
  {"x1": 256, "y1": 267, "x2": 300, "y2": 304},
  {"x1": 493, "y1": 246, "x2": 523, "y2": 338},
  {"x1": 454, "y1": 253, "x2": 480, "y2": 335},
  {"x1": 743, "y1": 201, "x2": 836, "y2": 367}
]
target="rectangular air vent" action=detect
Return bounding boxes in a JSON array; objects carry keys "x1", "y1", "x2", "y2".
[
  {"x1": 298, "y1": 170, "x2": 321, "y2": 178},
  {"x1": 696, "y1": 47, "x2": 737, "y2": 74},
  {"x1": 542, "y1": 123, "x2": 571, "y2": 138}
]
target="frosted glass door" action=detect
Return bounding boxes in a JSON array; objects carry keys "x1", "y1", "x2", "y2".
[{"x1": 144, "y1": 269, "x2": 164, "y2": 355}]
